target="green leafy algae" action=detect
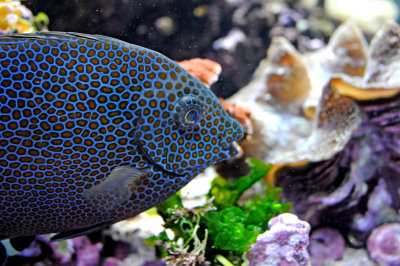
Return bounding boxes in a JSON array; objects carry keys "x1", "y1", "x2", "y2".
[
  {"x1": 146, "y1": 158, "x2": 292, "y2": 265},
  {"x1": 208, "y1": 158, "x2": 272, "y2": 209}
]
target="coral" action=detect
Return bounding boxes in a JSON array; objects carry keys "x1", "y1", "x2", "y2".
[
  {"x1": 177, "y1": 58, "x2": 222, "y2": 88},
  {"x1": 5, "y1": 232, "x2": 158, "y2": 265},
  {"x1": 102, "y1": 257, "x2": 120, "y2": 266},
  {"x1": 0, "y1": 0, "x2": 34, "y2": 33},
  {"x1": 219, "y1": 99, "x2": 253, "y2": 139},
  {"x1": 0, "y1": 0, "x2": 47, "y2": 34},
  {"x1": 332, "y1": 247, "x2": 376, "y2": 266},
  {"x1": 276, "y1": 23, "x2": 400, "y2": 243},
  {"x1": 140, "y1": 260, "x2": 165, "y2": 266},
  {"x1": 367, "y1": 223, "x2": 400, "y2": 266},
  {"x1": 309, "y1": 228, "x2": 345, "y2": 266},
  {"x1": 71, "y1": 236, "x2": 102, "y2": 266},
  {"x1": 352, "y1": 178, "x2": 398, "y2": 234},
  {"x1": 246, "y1": 213, "x2": 311, "y2": 266}
]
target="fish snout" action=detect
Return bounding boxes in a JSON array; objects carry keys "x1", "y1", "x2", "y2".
[{"x1": 218, "y1": 118, "x2": 244, "y2": 156}]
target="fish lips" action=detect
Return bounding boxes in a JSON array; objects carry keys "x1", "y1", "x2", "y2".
[
  {"x1": 222, "y1": 141, "x2": 242, "y2": 159},
  {"x1": 229, "y1": 141, "x2": 241, "y2": 157}
]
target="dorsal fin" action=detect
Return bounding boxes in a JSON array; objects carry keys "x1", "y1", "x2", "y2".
[{"x1": 0, "y1": 31, "x2": 136, "y2": 48}]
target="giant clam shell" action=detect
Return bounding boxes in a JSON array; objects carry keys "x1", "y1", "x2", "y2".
[{"x1": 230, "y1": 21, "x2": 400, "y2": 240}]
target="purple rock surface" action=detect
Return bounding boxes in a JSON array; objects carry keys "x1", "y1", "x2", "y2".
[
  {"x1": 276, "y1": 92, "x2": 400, "y2": 245},
  {"x1": 309, "y1": 228, "x2": 345, "y2": 266},
  {"x1": 246, "y1": 213, "x2": 311, "y2": 266},
  {"x1": 367, "y1": 223, "x2": 400, "y2": 266},
  {"x1": 72, "y1": 236, "x2": 102, "y2": 266}
]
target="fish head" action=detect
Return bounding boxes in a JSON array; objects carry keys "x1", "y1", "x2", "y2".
[{"x1": 134, "y1": 65, "x2": 244, "y2": 176}]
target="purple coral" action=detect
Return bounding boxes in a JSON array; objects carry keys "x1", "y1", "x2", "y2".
[
  {"x1": 71, "y1": 236, "x2": 102, "y2": 266},
  {"x1": 367, "y1": 223, "x2": 400, "y2": 266},
  {"x1": 246, "y1": 213, "x2": 311, "y2": 266},
  {"x1": 309, "y1": 228, "x2": 345, "y2": 266}
]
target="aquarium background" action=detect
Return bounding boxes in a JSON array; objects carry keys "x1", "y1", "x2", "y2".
[
  {"x1": 24, "y1": 0, "x2": 332, "y2": 99},
  {"x1": 2, "y1": 0, "x2": 400, "y2": 265}
]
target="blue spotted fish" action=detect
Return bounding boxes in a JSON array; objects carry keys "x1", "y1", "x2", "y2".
[{"x1": 0, "y1": 32, "x2": 244, "y2": 243}]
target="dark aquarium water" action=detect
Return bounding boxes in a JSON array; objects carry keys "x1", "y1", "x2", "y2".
[{"x1": 1, "y1": 0, "x2": 400, "y2": 265}]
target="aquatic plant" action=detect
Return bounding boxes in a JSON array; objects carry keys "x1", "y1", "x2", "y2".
[{"x1": 145, "y1": 158, "x2": 291, "y2": 265}]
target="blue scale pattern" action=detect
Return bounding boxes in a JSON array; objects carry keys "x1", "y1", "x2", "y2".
[{"x1": 0, "y1": 32, "x2": 243, "y2": 238}]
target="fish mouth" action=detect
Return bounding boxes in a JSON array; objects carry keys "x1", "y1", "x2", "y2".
[
  {"x1": 226, "y1": 141, "x2": 242, "y2": 157},
  {"x1": 220, "y1": 120, "x2": 244, "y2": 154}
]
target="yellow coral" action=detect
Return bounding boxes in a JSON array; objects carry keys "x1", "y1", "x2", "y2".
[{"x1": 0, "y1": 0, "x2": 34, "y2": 33}]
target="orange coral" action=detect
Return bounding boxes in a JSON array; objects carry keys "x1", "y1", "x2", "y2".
[
  {"x1": 177, "y1": 58, "x2": 222, "y2": 88},
  {"x1": 219, "y1": 99, "x2": 253, "y2": 139}
]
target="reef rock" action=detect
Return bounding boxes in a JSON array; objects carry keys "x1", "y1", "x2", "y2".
[
  {"x1": 246, "y1": 213, "x2": 311, "y2": 266},
  {"x1": 309, "y1": 228, "x2": 345, "y2": 266},
  {"x1": 367, "y1": 223, "x2": 400, "y2": 266},
  {"x1": 0, "y1": 0, "x2": 38, "y2": 34}
]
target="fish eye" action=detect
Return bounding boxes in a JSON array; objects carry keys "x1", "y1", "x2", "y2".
[
  {"x1": 185, "y1": 109, "x2": 198, "y2": 123},
  {"x1": 174, "y1": 96, "x2": 203, "y2": 129}
]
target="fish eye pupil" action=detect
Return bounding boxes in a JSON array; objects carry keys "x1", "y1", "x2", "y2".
[
  {"x1": 174, "y1": 96, "x2": 203, "y2": 128},
  {"x1": 185, "y1": 109, "x2": 198, "y2": 123}
]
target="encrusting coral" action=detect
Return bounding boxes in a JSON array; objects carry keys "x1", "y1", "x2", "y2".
[
  {"x1": 246, "y1": 213, "x2": 311, "y2": 266},
  {"x1": 177, "y1": 58, "x2": 222, "y2": 88}
]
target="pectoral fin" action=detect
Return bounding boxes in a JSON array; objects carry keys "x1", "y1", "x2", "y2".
[
  {"x1": 50, "y1": 221, "x2": 113, "y2": 242},
  {"x1": 82, "y1": 166, "x2": 146, "y2": 211}
]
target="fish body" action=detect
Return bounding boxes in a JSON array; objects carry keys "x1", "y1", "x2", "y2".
[{"x1": 0, "y1": 32, "x2": 243, "y2": 239}]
